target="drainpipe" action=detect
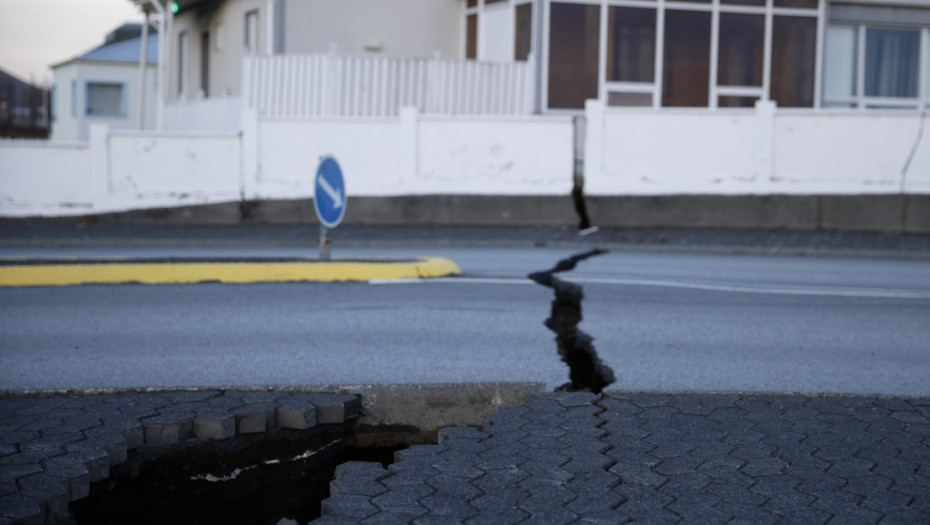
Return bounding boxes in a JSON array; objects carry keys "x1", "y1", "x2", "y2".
[{"x1": 137, "y1": 6, "x2": 150, "y2": 129}]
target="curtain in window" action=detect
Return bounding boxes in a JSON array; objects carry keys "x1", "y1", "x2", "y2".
[{"x1": 865, "y1": 28, "x2": 919, "y2": 98}]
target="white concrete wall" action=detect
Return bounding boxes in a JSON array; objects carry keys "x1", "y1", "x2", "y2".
[
  {"x1": 0, "y1": 141, "x2": 94, "y2": 214},
  {"x1": 1, "y1": 111, "x2": 573, "y2": 217},
  {"x1": 247, "y1": 109, "x2": 573, "y2": 200},
  {"x1": 584, "y1": 100, "x2": 930, "y2": 195},
  {"x1": 0, "y1": 126, "x2": 241, "y2": 217}
]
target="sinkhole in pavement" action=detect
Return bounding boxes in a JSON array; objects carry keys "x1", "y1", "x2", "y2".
[{"x1": 71, "y1": 424, "x2": 433, "y2": 525}]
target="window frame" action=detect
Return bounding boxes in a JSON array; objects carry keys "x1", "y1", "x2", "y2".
[
  {"x1": 823, "y1": 23, "x2": 929, "y2": 110},
  {"x1": 84, "y1": 81, "x2": 126, "y2": 118}
]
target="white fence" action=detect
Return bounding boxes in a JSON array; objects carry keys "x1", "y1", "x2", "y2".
[{"x1": 243, "y1": 53, "x2": 536, "y2": 118}]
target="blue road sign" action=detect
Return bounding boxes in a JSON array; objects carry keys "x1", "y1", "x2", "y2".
[{"x1": 314, "y1": 156, "x2": 346, "y2": 229}]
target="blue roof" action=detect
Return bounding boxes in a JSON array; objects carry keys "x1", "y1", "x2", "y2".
[{"x1": 76, "y1": 34, "x2": 158, "y2": 64}]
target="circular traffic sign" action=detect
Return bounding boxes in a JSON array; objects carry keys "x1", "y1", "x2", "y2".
[{"x1": 314, "y1": 156, "x2": 346, "y2": 229}]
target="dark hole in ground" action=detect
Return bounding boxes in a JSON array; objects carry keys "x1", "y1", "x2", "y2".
[{"x1": 71, "y1": 426, "x2": 429, "y2": 525}]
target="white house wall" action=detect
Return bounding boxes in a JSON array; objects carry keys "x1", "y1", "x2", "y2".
[
  {"x1": 283, "y1": 0, "x2": 463, "y2": 58},
  {"x1": 51, "y1": 61, "x2": 158, "y2": 142}
]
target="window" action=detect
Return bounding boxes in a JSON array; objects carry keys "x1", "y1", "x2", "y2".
[
  {"x1": 200, "y1": 31, "x2": 210, "y2": 97},
  {"x1": 771, "y1": 16, "x2": 816, "y2": 107},
  {"x1": 548, "y1": 3, "x2": 600, "y2": 109},
  {"x1": 85, "y1": 82, "x2": 124, "y2": 116},
  {"x1": 823, "y1": 24, "x2": 925, "y2": 109},
  {"x1": 70, "y1": 80, "x2": 77, "y2": 117},
  {"x1": 515, "y1": 3, "x2": 533, "y2": 61},
  {"x1": 466, "y1": 13, "x2": 477, "y2": 59},
  {"x1": 663, "y1": 10, "x2": 711, "y2": 107},
  {"x1": 244, "y1": 10, "x2": 259, "y2": 55},
  {"x1": 178, "y1": 31, "x2": 189, "y2": 96},
  {"x1": 865, "y1": 28, "x2": 919, "y2": 99},
  {"x1": 718, "y1": 14, "x2": 764, "y2": 88},
  {"x1": 823, "y1": 25, "x2": 857, "y2": 106},
  {"x1": 607, "y1": 7, "x2": 655, "y2": 83}
]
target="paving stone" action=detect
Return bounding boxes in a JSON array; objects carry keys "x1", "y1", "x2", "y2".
[
  {"x1": 330, "y1": 475, "x2": 388, "y2": 498},
  {"x1": 516, "y1": 502, "x2": 579, "y2": 524},
  {"x1": 426, "y1": 475, "x2": 481, "y2": 499},
  {"x1": 465, "y1": 508, "x2": 528, "y2": 524},
  {"x1": 321, "y1": 493, "x2": 380, "y2": 519},
  {"x1": 564, "y1": 471, "x2": 620, "y2": 493},
  {"x1": 302, "y1": 393, "x2": 361, "y2": 424},
  {"x1": 0, "y1": 493, "x2": 44, "y2": 525},
  {"x1": 141, "y1": 414, "x2": 191, "y2": 445},
  {"x1": 231, "y1": 403, "x2": 277, "y2": 434},
  {"x1": 565, "y1": 491, "x2": 626, "y2": 514},
  {"x1": 471, "y1": 487, "x2": 529, "y2": 510},
  {"x1": 192, "y1": 410, "x2": 235, "y2": 440},
  {"x1": 276, "y1": 399, "x2": 317, "y2": 430},
  {"x1": 518, "y1": 478, "x2": 578, "y2": 503},
  {"x1": 609, "y1": 462, "x2": 667, "y2": 486},
  {"x1": 42, "y1": 456, "x2": 90, "y2": 501},
  {"x1": 418, "y1": 494, "x2": 478, "y2": 518},
  {"x1": 62, "y1": 441, "x2": 110, "y2": 482},
  {"x1": 16, "y1": 472, "x2": 70, "y2": 521},
  {"x1": 436, "y1": 427, "x2": 488, "y2": 443}
]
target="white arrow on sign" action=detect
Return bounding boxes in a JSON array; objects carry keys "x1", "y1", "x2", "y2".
[{"x1": 317, "y1": 174, "x2": 344, "y2": 209}]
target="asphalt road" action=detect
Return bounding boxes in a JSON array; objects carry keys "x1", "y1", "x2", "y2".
[{"x1": 1, "y1": 247, "x2": 929, "y2": 395}]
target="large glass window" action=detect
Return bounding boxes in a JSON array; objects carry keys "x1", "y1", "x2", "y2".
[
  {"x1": 865, "y1": 28, "x2": 920, "y2": 99},
  {"x1": 515, "y1": 3, "x2": 532, "y2": 61},
  {"x1": 85, "y1": 82, "x2": 124, "y2": 116},
  {"x1": 718, "y1": 14, "x2": 764, "y2": 87},
  {"x1": 663, "y1": 10, "x2": 710, "y2": 107},
  {"x1": 548, "y1": 3, "x2": 600, "y2": 109},
  {"x1": 607, "y1": 7, "x2": 655, "y2": 83},
  {"x1": 771, "y1": 16, "x2": 816, "y2": 107},
  {"x1": 823, "y1": 25, "x2": 858, "y2": 105}
]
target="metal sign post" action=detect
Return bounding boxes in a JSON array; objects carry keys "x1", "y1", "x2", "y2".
[{"x1": 313, "y1": 156, "x2": 346, "y2": 260}]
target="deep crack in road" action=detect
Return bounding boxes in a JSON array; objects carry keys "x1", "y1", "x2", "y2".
[{"x1": 529, "y1": 249, "x2": 616, "y2": 393}]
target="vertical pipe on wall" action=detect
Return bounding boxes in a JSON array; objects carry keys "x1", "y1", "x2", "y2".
[{"x1": 137, "y1": 9, "x2": 150, "y2": 130}]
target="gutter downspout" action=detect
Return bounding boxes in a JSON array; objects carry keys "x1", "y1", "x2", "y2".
[{"x1": 137, "y1": 7, "x2": 150, "y2": 129}]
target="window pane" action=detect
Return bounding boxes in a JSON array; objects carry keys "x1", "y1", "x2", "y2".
[
  {"x1": 515, "y1": 3, "x2": 533, "y2": 61},
  {"x1": 86, "y1": 83, "x2": 123, "y2": 116},
  {"x1": 662, "y1": 10, "x2": 710, "y2": 107},
  {"x1": 823, "y1": 25, "x2": 857, "y2": 100},
  {"x1": 548, "y1": 3, "x2": 600, "y2": 109},
  {"x1": 865, "y1": 28, "x2": 919, "y2": 98},
  {"x1": 771, "y1": 16, "x2": 816, "y2": 107},
  {"x1": 718, "y1": 14, "x2": 764, "y2": 87},
  {"x1": 607, "y1": 7, "x2": 656, "y2": 83},
  {"x1": 719, "y1": 96, "x2": 758, "y2": 108},
  {"x1": 608, "y1": 92, "x2": 652, "y2": 106},
  {"x1": 466, "y1": 14, "x2": 477, "y2": 59},
  {"x1": 721, "y1": 0, "x2": 765, "y2": 5},
  {"x1": 774, "y1": 0, "x2": 818, "y2": 8}
]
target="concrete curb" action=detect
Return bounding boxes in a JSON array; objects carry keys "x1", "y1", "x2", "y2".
[{"x1": 0, "y1": 257, "x2": 462, "y2": 287}]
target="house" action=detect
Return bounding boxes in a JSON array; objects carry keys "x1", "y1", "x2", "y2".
[
  {"x1": 0, "y1": 68, "x2": 50, "y2": 139},
  {"x1": 50, "y1": 24, "x2": 158, "y2": 142},
  {"x1": 140, "y1": 0, "x2": 928, "y2": 114}
]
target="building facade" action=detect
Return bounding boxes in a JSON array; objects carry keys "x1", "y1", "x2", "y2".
[{"x1": 50, "y1": 25, "x2": 158, "y2": 142}]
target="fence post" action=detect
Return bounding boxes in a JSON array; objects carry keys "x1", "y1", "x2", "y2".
[
  {"x1": 583, "y1": 99, "x2": 604, "y2": 195},
  {"x1": 400, "y1": 106, "x2": 419, "y2": 190}
]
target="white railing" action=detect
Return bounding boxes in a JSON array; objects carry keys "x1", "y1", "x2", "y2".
[{"x1": 243, "y1": 52, "x2": 536, "y2": 118}]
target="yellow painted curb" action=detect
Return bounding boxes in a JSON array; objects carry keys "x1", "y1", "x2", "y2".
[{"x1": 0, "y1": 257, "x2": 462, "y2": 287}]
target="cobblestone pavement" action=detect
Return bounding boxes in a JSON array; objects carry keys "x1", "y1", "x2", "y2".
[
  {"x1": 319, "y1": 391, "x2": 930, "y2": 524},
  {"x1": 0, "y1": 390, "x2": 360, "y2": 524}
]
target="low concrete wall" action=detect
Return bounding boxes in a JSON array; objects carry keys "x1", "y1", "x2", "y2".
[
  {"x1": 586, "y1": 194, "x2": 930, "y2": 234},
  {"x1": 55, "y1": 194, "x2": 930, "y2": 233}
]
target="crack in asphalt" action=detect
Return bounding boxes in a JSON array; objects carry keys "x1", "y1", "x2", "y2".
[{"x1": 529, "y1": 249, "x2": 616, "y2": 394}]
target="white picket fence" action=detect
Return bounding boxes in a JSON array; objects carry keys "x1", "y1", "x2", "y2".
[{"x1": 243, "y1": 52, "x2": 536, "y2": 118}]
